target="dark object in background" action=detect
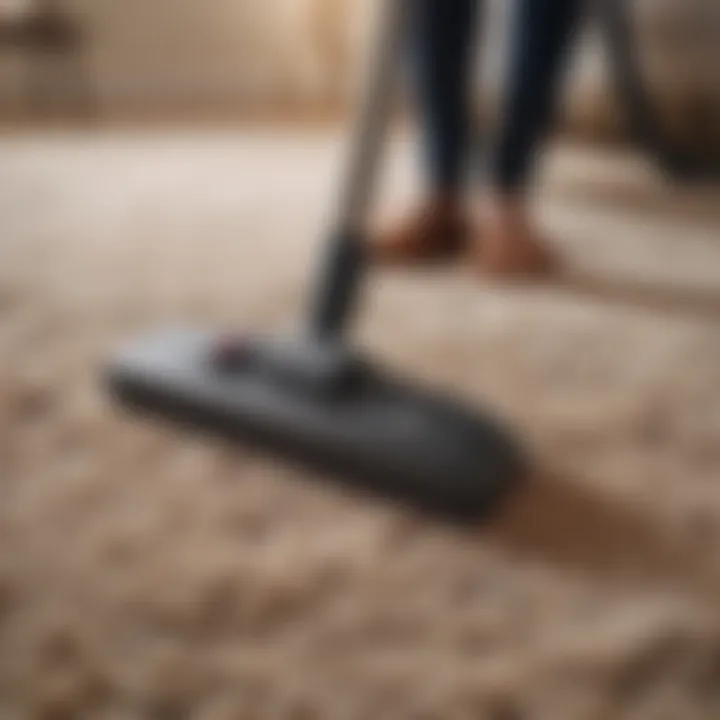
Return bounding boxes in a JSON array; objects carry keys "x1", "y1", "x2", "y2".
[
  {"x1": 106, "y1": 0, "x2": 524, "y2": 522},
  {"x1": 600, "y1": 0, "x2": 720, "y2": 181},
  {"x1": 0, "y1": 0, "x2": 94, "y2": 120}
]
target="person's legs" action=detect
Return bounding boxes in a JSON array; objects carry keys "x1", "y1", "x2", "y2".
[
  {"x1": 371, "y1": 0, "x2": 479, "y2": 263},
  {"x1": 478, "y1": 0, "x2": 584, "y2": 275},
  {"x1": 374, "y1": 0, "x2": 584, "y2": 274},
  {"x1": 415, "y1": 0, "x2": 480, "y2": 196}
]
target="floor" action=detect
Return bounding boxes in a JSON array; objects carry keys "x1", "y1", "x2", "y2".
[{"x1": 2, "y1": 128, "x2": 720, "y2": 719}]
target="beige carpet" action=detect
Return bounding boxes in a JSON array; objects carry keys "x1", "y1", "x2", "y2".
[{"x1": 2, "y1": 128, "x2": 720, "y2": 719}]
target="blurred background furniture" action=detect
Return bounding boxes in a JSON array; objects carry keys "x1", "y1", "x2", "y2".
[
  {"x1": 600, "y1": 0, "x2": 720, "y2": 179},
  {"x1": 0, "y1": 0, "x2": 94, "y2": 119}
]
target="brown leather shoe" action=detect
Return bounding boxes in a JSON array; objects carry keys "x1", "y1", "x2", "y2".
[
  {"x1": 470, "y1": 196, "x2": 558, "y2": 279},
  {"x1": 369, "y1": 198, "x2": 469, "y2": 265}
]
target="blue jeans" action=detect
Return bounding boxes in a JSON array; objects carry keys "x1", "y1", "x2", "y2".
[{"x1": 413, "y1": 0, "x2": 583, "y2": 194}]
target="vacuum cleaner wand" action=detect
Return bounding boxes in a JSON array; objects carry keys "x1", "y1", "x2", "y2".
[{"x1": 309, "y1": 0, "x2": 411, "y2": 340}]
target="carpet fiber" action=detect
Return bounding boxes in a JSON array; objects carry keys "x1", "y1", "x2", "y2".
[{"x1": 2, "y1": 129, "x2": 720, "y2": 718}]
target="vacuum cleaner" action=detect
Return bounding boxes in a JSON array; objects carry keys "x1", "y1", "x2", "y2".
[{"x1": 107, "y1": 0, "x2": 524, "y2": 520}]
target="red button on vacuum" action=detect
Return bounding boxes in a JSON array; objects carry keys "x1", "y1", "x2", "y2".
[{"x1": 212, "y1": 335, "x2": 252, "y2": 371}]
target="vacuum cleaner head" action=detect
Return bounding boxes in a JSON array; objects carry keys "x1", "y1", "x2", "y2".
[{"x1": 107, "y1": 329, "x2": 524, "y2": 520}]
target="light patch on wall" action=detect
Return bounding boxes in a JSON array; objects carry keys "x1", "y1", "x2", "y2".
[{"x1": 0, "y1": 0, "x2": 35, "y2": 22}]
